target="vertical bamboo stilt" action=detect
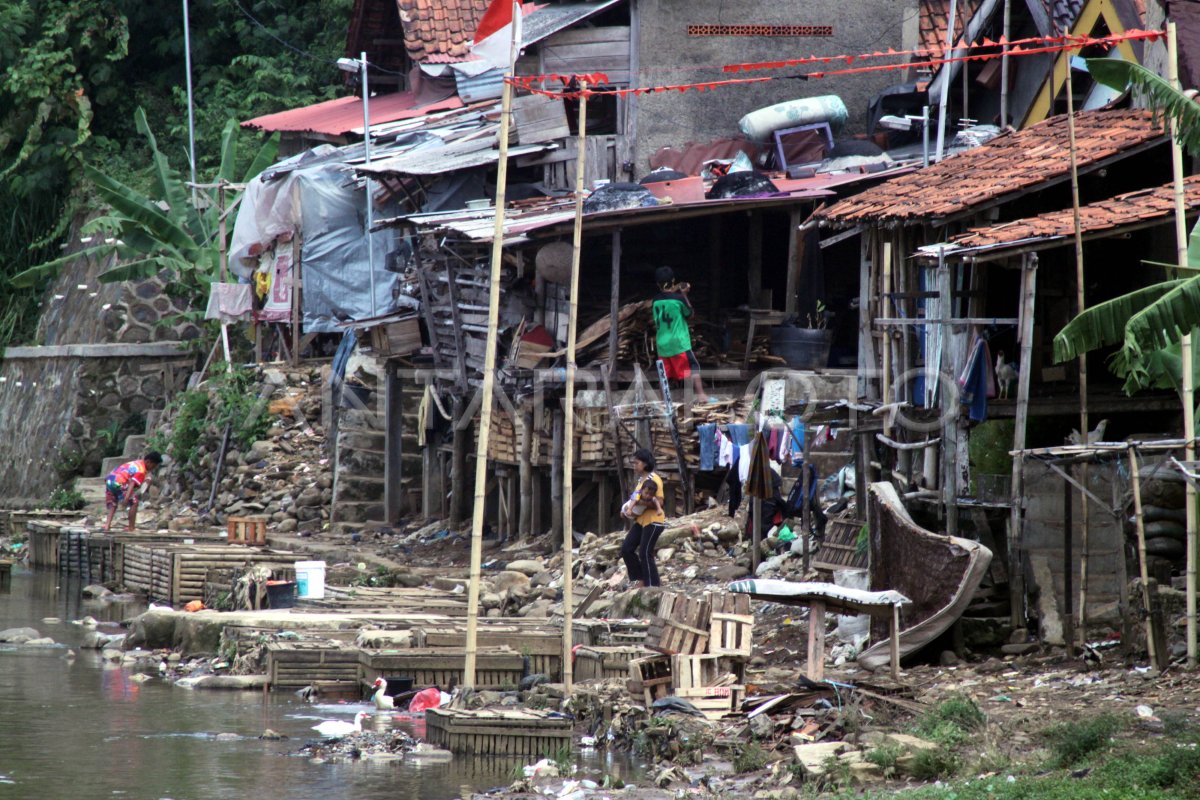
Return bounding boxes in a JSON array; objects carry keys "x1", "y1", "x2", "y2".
[
  {"x1": 1128, "y1": 446, "x2": 1162, "y2": 669},
  {"x1": 1063, "y1": 43, "x2": 1088, "y2": 652},
  {"x1": 464, "y1": 23, "x2": 520, "y2": 689},
  {"x1": 1166, "y1": 21, "x2": 1197, "y2": 670},
  {"x1": 561, "y1": 81, "x2": 589, "y2": 696},
  {"x1": 1009, "y1": 254, "x2": 1037, "y2": 628}
]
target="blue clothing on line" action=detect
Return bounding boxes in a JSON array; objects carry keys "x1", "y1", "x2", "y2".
[
  {"x1": 960, "y1": 339, "x2": 991, "y2": 422},
  {"x1": 726, "y1": 423, "x2": 751, "y2": 466}
]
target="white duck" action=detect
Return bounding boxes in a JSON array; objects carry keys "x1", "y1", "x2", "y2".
[
  {"x1": 312, "y1": 711, "x2": 368, "y2": 737},
  {"x1": 371, "y1": 677, "x2": 396, "y2": 710}
]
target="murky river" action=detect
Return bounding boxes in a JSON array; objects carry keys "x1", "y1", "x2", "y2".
[{"x1": 0, "y1": 564, "x2": 636, "y2": 799}]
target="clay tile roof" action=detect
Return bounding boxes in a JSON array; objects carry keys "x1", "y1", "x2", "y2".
[
  {"x1": 396, "y1": 0, "x2": 490, "y2": 63},
  {"x1": 946, "y1": 175, "x2": 1200, "y2": 251},
  {"x1": 918, "y1": 0, "x2": 982, "y2": 53},
  {"x1": 817, "y1": 109, "x2": 1166, "y2": 226}
]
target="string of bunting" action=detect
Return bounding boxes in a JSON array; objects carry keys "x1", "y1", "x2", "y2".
[{"x1": 507, "y1": 28, "x2": 1164, "y2": 100}]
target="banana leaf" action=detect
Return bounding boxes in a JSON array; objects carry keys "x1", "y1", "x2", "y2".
[
  {"x1": 83, "y1": 166, "x2": 197, "y2": 255},
  {"x1": 1053, "y1": 279, "x2": 1189, "y2": 362},
  {"x1": 1086, "y1": 58, "x2": 1200, "y2": 153},
  {"x1": 8, "y1": 244, "x2": 115, "y2": 288},
  {"x1": 1124, "y1": 274, "x2": 1200, "y2": 354},
  {"x1": 135, "y1": 107, "x2": 204, "y2": 240}
]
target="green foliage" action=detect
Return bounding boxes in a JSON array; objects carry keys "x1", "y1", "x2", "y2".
[
  {"x1": 51, "y1": 445, "x2": 86, "y2": 484},
  {"x1": 0, "y1": 185, "x2": 66, "y2": 349},
  {"x1": 733, "y1": 742, "x2": 770, "y2": 773},
  {"x1": 164, "y1": 388, "x2": 211, "y2": 469},
  {"x1": 1042, "y1": 713, "x2": 1123, "y2": 768},
  {"x1": 865, "y1": 742, "x2": 903, "y2": 773},
  {"x1": 1088, "y1": 58, "x2": 1200, "y2": 154},
  {"x1": 46, "y1": 487, "x2": 85, "y2": 511},
  {"x1": 969, "y1": 420, "x2": 1014, "y2": 476},
  {"x1": 10, "y1": 108, "x2": 279, "y2": 310},
  {"x1": 913, "y1": 695, "x2": 986, "y2": 747},
  {"x1": 907, "y1": 747, "x2": 961, "y2": 781},
  {"x1": 548, "y1": 744, "x2": 574, "y2": 776}
]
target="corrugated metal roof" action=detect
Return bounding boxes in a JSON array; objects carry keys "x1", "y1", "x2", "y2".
[
  {"x1": 521, "y1": 1, "x2": 624, "y2": 45},
  {"x1": 358, "y1": 138, "x2": 556, "y2": 177},
  {"x1": 242, "y1": 92, "x2": 463, "y2": 136},
  {"x1": 925, "y1": 176, "x2": 1200, "y2": 259},
  {"x1": 817, "y1": 109, "x2": 1166, "y2": 227}
]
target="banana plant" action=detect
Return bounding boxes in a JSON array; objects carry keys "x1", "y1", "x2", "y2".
[
  {"x1": 9, "y1": 107, "x2": 278, "y2": 302},
  {"x1": 1052, "y1": 58, "x2": 1200, "y2": 395}
]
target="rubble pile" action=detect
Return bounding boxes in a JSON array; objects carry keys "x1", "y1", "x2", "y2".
[{"x1": 148, "y1": 366, "x2": 334, "y2": 533}]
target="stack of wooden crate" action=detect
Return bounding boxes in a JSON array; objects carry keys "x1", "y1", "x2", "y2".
[{"x1": 629, "y1": 591, "x2": 754, "y2": 718}]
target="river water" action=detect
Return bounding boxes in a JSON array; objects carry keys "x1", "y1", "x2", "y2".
[{"x1": 0, "y1": 564, "x2": 633, "y2": 799}]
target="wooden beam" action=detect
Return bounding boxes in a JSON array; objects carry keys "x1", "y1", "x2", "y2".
[
  {"x1": 748, "y1": 213, "x2": 763, "y2": 306},
  {"x1": 384, "y1": 364, "x2": 404, "y2": 523},
  {"x1": 1009, "y1": 254, "x2": 1037, "y2": 627},
  {"x1": 785, "y1": 208, "x2": 805, "y2": 313}
]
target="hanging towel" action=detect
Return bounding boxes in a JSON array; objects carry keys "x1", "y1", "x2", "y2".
[
  {"x1": 205, "y1": 282, "x2": 254, "y2": 323},
  {"x1": 727, "y1": 423, "x2": 751, "y2": 447},
  {"x1": 768, "y1": 427, "x2": 782, "y2": 461},
  {"x1": 738, "y1": 444, "x2": 752, "y2": 483},
  {"x1": 697, "y1": 423, "x2": 717, "y2": 471}
]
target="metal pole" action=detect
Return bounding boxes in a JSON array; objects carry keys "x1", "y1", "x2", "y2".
[
  {"x1": 1000, "y1": 0, "x2": 1011, "y2": 128},
  {"x1": 182, "y1": 0, "x2": 198, "y2": 204},
  {"x1": 361, "y1": 51, "x2": 377, "y2": 317},
  {"x1": 935, "y1": 0, "x2": 958, "y2": 161},
  {"x1": 921, "y1": 106, "x2": 930, "y2": 168}
]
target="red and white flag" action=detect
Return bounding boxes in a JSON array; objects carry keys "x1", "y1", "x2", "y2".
[{"x1": 471, "y1": 0, "x2": 523, "y2": 70}]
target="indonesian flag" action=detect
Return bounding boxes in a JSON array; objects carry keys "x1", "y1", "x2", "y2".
[{"x1": 471, "y1": 0, "x2": 524, "y2": 70}]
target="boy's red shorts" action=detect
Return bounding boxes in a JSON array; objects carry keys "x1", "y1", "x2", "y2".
[{"x1": 660, "y1": 351, "x2": 695, "y2": 380}]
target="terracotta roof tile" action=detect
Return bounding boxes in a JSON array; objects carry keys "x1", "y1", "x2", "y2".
[
  {"x1": 946, "y1": 176, "x2": 1200, "y2": 250},
  {"x1": 395, "y1": 0, "x2": 490, "y2": 63},
  {"x1": 918, "y1": 0, "x2": 982, "y2": 54},
  {"x1": 818, "y1": 109, "x2": 1166, "y2": 226}
]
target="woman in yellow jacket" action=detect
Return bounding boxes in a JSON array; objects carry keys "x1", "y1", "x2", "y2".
[{"x1": 619, "y1": 448, "x2": 667, "y2": 588}]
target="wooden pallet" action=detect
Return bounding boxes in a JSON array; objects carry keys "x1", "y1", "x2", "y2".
[
  {"x1": 266, "y1": 642, "x2": 363, "y2": 690},
  {"x1": 575, "y1": 645, "x2": 654, "y2": 682},
  {"x1": 628, "y1": 655, "x2": 673, "y2": 705},
  {"x1": 708, "y1": 592, "x2": 754, "y2": 657},
  {"x1": 305, "y1": 585, "x2": 469, "y2": 615},
  {"x1": 123, "y1": 543, "x2": 302, "y2": 605},
  {"x1": 811, "y1": 516, "x2": 868, "y2": 573},
  {"x1": 573, "y1": 618, "x2": 649, "y2": 647},
  {"x1": 358, "y1": 647, "x2": 525, "y2": 689},
  {"x1": 646, "y1": 592, "x2": 711, "y2": 655},
  {"x1": 425, "y1": 707, "x2": 572, "y2": 755},
  {"x1": 227, "y1": 516, "x2": 268, "y2": 545}
]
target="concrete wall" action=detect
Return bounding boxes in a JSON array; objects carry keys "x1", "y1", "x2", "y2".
[
  {"x1": 0, "y1": 220, "x2": 202, "y2": 501},
  {"x1": 634, "y1": 0, "x2": 920, "y2": 170},
  {"x1": 1020, "y1": 459, "x2": 1129, "y2": 643}
]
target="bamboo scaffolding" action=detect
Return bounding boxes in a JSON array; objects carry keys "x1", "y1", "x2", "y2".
[
  {"x1": 1008, "y1": 253, "x2": 1037, "y2": 627},
  {"x1": 464, "y1": 21, "x2": 519, "y2": 690},
  {"x1": 1166, "y1": 22, "x2": 1197, "y2": 669},
  {"x1": 561, "y1": 80, "x2": 589, "y2": 696}
]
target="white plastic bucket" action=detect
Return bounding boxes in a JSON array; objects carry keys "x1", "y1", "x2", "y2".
[{"x1": 295, "y1": 560, "x2": 326, "y2": 599}]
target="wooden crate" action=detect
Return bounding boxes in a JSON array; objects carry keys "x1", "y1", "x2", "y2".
[
  {"x1": 672, "y1": 684, "x2": 745, "y2": 719},
  {"x1": 370, "y1": 315, "x2": 421, "y2": 356},
  {"x1": 811, "y1": 516, "x2": 868, "y2": 574},
  {"x1": 359, "y1": 647, "x2": 525, "y2": 689},
  {"x1": 417, "y1": 624, "x2": 563, "y2": 680},
  {"x1": 267, "y1": 642, "x2": 363, "y2": 690},
  {"x1": 628, "y1": 655, "x2": 673, "y2": 705},
  {"x1": 708, "y1": 592, "x2": 754, "y2": 657},
  {"x1": 425, "y1": 707, "x2": 572, "y2": 755},
  {"x1": 646, "y1": 592, "x2": 711, "y2": 655},
  {"x1": 123, "y1": 543, "x2": 301, "y2": 604},
  {"x1": 671, "y1": 654, "x2": 745, "y2": 689},
  {"x1": 227, "y1": 516, "x2": 267, "y2": 545},
  {"x1": 575, "y1": 645, "x2": 654, "y2": 682}
]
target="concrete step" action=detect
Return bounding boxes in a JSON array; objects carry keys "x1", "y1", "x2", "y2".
[
  {"x1": 99, "y1": 456, "x2": 126, "y2": 478},
  {"x1": 73, "y1": 476, "x2": 109, "y2": 517},
  {"x1": 144, "y1": 409, "x2": 163, "y2": 433},
  {"x1": 123, "y1": 434, "x2": 147, "y2": 458}
]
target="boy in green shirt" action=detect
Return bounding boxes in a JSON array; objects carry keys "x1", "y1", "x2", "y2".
[{"x1": 652, "y1": 266, "x2": 708, "y2": 402}]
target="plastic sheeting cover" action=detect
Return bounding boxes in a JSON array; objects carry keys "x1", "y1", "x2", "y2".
[{"x1": 298, "y1": 163, "x2": 400, "y2": 332}]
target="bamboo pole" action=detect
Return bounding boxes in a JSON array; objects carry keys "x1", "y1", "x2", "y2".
[
  {"x1": 561, "y1": 80, "x2": 589, "y2": 696},
  {"x1": 463, "y1": 23, "x2": 520, "y2": 690},
  {"x1": 1166, "y1": 21, "x2": 1197, "y2": 669},
  {"x1": 1008, "y1": 253, "x2": 1037, "y2": 628},
  {"x1": 217, "y1": 182, "x2": 232, "y2": 368},
  {"x1": 1128, "y1": 445, "x2": 1162, "y2": 669},
  {"x1": 1063, "y1": 48, "x2": 1088, "y2": 651}
]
